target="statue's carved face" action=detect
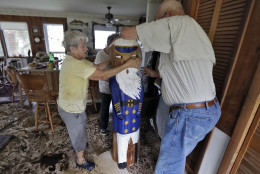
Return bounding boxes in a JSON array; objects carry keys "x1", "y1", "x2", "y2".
[
  {"x1": 110, "y1": 45, "x2": 141, "y2": 67},
  {"x1": 109, "y1": 38, "x2": 142, "y2": 68},
  {"x1": 114, "y1": 51, "x2": 135, "y2": 66}
]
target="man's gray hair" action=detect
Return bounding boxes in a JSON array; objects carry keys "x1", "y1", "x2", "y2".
[
  {"x1": 162, "y1": 0, "x2": 184, "y2": 13},
  {"x1": 62, "y1": 30, "x2": 88, "y2": 52}
]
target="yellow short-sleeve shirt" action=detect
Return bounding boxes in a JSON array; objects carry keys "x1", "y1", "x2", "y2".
[{"x1": 57, "y1": 55, "x2": 96, "y2": 113}]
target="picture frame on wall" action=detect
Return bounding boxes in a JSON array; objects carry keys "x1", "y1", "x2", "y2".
[{"x1": 32, "y1": 26, "x2": 40, "y2": 34}]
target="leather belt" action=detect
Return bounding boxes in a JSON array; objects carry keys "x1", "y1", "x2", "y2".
[{"x1": 169, "y1": 98, "x2": 218, "y2": 113}]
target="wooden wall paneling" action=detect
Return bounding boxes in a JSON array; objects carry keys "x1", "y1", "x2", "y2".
[
  {"x1": 232, "y1": 106, "x2": 260, "y2": 174},
  {"x1": 208, "y1": 0, "x2": 223, "y2": 42},
  {"x1": 182, "y1": 0, "x2": 196, "y2": 17},
  {"x1": 215, "y1": 0, "x2": 256, "y2": 135},
  {"x1": 195, "y1": 0, "x2": 216, "y2": 34},
  {"x1": 214, "y1": 0, "x2": 250, "y2": 104},
  {"x1": 0, "y1": 15, "x2": 67, "y2": 57},
  {"x1": 217, "y1": 0, "x2": 260, "y2": 173},
  {"x1": 0, "y1": 15, "x2": 30, "y2": 58},
  {"x1": 217, "y1": 54, "x2": 260, "y2": 174}
]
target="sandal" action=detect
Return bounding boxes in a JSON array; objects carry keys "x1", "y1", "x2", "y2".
[{"x1": 76, "y1": 160, "x2": 95, "y2": 171}]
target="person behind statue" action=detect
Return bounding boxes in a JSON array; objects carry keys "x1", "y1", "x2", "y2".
[
  {"x1": 94, "y1": 33, "x2": 119, "y2": 135},
  {"x1": 57, "y1": 30, "x2": 141, "y2": 171},
  {"x1": 121, "y1": 0, "x2": 221, "y2": 173},
  {"x1": 109, "y1": 38, "x2": 144, "y2": 169}
]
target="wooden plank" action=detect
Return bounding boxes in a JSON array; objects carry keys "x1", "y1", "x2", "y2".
[
  {"x1": 215, "y1": 30, "x2": 238, "y2": 35},
  {"x1": 221, "y1": 0, "x2": 247, "y2": 8},
  {"x1": 217, "y1": 21, "x2": 241, "y2": 28},
  {"x1": 112, "y1": 131, "x2": 118, "y2": 162},
  {"x1": 216, "y1": 26, "x2": 240, "y2": 31},
  {"x1": 190, "y1": 0, "x2": 199, "y2": 19},
  {"x1": 218, "y1": 17, "x2": 242, "y2": 24},
  {"x1": 220, "y1": 8, "x2": 246, "y2": 16},
  {"x1": 214, "y1": 46, "x2": 234, "y2": 51},
  {"x1": 213, "y1": 38, "x2": 236, "y2": 43},
  {"x1": 231, "y1": 106, "x2": 260, "y2": 173},
  {"x1": 217, "y1": 0, "x2": 259, "y2": 172},
  {"x1": 199, "y1": 0, "x2": 216, "y2": 8},
  {"x1": 208, "y1": 0, "x2": 223, "y2": 42},
  {"x1": 221, "y1": 2, "x2": 247, "y2": 11},
  {"x1": 193, "y1": 0, "x2": 201, "y2": 20},
  {"x1": 218, "y1": 60, "x2": 260, "y2": 173},
  {"x1": 197, "y1": 9, "x2": 214, "y2": 17},
  {"x1": 218, "y1": 12, "x2": 243, "y2": 20},
  {"x1": 213, "y1": 42, "x2": 234, "y2": 47}
]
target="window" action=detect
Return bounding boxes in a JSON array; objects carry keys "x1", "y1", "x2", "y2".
[
  {"x1": 43, "y1": 24, "x2": 65, "y2": 60},
  {"x1": 94, "y1": 25, "x2": 116, "y2": 49},
  {"x1": 0, "y1": 22, "x2": 31, "y2": 57}
]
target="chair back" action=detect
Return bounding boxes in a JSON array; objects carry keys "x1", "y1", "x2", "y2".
[
  {"x1": 0, "y1": 57, "x2": 6, "y2": 77},
  {"x1": 4, "y1": 66, "x2": 19, "y2": 85},
  {"x1": 16, "y1": 72, "x2": 52, "y2": 102}
]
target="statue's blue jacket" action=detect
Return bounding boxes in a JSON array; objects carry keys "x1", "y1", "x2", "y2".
[{"x1": 109, "y1": 76, "x2": 144, "y2": 134}]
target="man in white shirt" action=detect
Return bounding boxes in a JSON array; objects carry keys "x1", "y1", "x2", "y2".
[
  {"x1": 121, "y1": 0, "x2": 221, "y2": 173},
  {"x1": 94, "y1": 33, "x2": 119, "y2": 135}
]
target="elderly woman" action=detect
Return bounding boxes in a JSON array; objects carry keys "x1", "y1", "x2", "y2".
[{"x1": 57, "y1": 30, "x2": 141, "y2": 171}]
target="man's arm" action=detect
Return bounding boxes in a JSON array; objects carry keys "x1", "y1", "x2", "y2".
[
  {"x1": 120, "y1": 27, "x2": 139, "y2": 40},
  {"x1": 93, "y1": 60, "x2": 110, "y2": 70},
  {"x1": 141, "y1": 67, "x2": 160, "y2": 78},
  {"x1": 88, "y1": 57, "x2": 141, "y2": 81}
]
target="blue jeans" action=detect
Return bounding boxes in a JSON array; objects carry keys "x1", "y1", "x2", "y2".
[{"x1": 155, "y1": 101, "x2": 221, "y2": 174}]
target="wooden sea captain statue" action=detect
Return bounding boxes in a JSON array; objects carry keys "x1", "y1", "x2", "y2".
[{"x1": 109, "y1": 38, "x2": 144, "y2": 169}]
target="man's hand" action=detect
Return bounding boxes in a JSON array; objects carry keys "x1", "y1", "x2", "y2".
[
  {"x1": 125, "y1": 57, "x2": 142, "y2": 69},
  {"x1": 140, "y1": 67, "x2": 160, "y2": 78},
  {"x1": 121, "y1": 27, "x2": 139, "y2": 40}
]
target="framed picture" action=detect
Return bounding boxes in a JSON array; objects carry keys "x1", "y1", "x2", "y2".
[{"x1": 32, "y1": 26, "x2": 40, "y2": 34}]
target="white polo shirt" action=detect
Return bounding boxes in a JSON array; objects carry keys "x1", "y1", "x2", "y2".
[
  {"x1": 136, "y1": 15, "x2": 216, "y2": 106},
  {"x1": 94, "y1": 49, "x2": 111, "y2": 94}
]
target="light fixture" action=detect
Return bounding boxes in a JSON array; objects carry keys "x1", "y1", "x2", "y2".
[{"x1": 106, "y1": 22, "x2": 113, "y2": 28}]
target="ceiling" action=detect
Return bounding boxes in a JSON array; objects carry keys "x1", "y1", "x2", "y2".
[{"x1": 0, "y1": 0, "x2": 148, "y2": 18}]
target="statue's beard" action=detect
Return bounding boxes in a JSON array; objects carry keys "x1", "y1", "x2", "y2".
[{"x1": 116, "y1": 68, "x2": 141, "y2": 100}]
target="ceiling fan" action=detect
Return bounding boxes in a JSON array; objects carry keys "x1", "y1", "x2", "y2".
[{"x1": 103, "y1": 6, "x2": 131, "y2": 27}]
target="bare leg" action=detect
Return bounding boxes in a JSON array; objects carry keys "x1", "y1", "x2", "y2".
[{"x1": 75, "y1": 150, "x2": 86, "y2": 164}]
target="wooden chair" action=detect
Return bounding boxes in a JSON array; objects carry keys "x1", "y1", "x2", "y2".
[
  {"x1": 16, "y1": 72, "x2": 55, "y2": 132},
  {"x1": 4, "y1": 66, "x2": 24, "y2": 107},
  {"x1": 0, "y1": 56, "x2": 8, "y2": 92},
  {"x1": 87, "y1": 80, "x2": 97, "y2": 112}
]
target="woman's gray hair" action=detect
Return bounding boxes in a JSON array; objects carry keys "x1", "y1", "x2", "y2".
[{"x1": 62, "y1": 30, "x2": 88, "y2": 52}]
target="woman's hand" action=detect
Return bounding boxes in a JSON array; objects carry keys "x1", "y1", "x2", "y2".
[{"x1": 140, "y1": 67, "x2": 160, "y2": 78}]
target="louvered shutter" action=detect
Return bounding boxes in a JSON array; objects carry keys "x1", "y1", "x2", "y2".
[
  {"x1": 212, "y1": 0, "x2": 249, "y2": 100},
  {"x1": 196, "y1": 0, "x2": 216, "y2": 34}
]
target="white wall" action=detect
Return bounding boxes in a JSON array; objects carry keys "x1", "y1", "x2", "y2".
[{"x1": 146, "y1": 0, "x2": 161, "y2": 22}]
